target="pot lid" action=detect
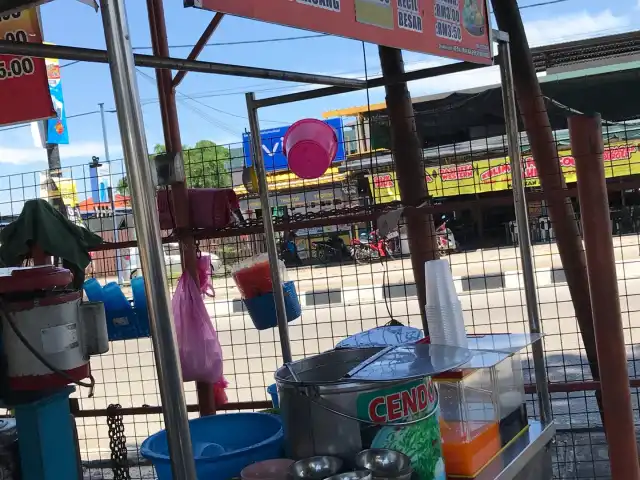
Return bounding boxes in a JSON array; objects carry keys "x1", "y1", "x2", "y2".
[
  {"x1": 467, "y1": 333, "x2": 543, "y2": 354},
  {"x1": 342, "y1": 343, "x2": 473, "y2": 382},
  {"x1": 0, "y1": 266, "x2": 73, "y2": 294},
  {"x1": 335, "y1": 326, "x2": 424, "y2": 349}
]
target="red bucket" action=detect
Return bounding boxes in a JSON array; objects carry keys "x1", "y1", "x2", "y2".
[{"x1": 283, "y1": 119, "x2": 338, "y2": 179}]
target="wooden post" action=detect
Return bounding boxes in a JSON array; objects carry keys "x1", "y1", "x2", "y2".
[
  {"x1": 571, "y1": 114, "x2": 640, "y2": 480},
  {"x1": 378, "y1": 46, "x2": 439, "y2": 330}
]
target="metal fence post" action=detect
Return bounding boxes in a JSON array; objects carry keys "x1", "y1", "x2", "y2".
[
  {"x1": 100, "y1": 0, "x2": 197, "y2": 477},
  {"x1": 245, "y1": 92, "x2": 293, "y2": 364},
  {"x1": 497, "y1": 32, "x2": 552, "y2": 424}
]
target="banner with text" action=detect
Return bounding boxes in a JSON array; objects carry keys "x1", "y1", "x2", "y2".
[
  {"x1": 187, "y1": 0, "x2": 491, "y2": 65},
  {"x1": 369, "y1": 143, "x2": 640, "y2": 203},
  {"x1": 0, "y1": 8, "x2": 54, "y2": 126}
]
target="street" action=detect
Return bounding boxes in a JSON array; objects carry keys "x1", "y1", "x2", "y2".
[{"x1": 76, "y1": 236, "x2": 640, "y2": 459}]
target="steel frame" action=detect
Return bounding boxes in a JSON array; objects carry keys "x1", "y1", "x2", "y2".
[{"x1": 0, "y1": 9, "x2": 555, "y2": 476}]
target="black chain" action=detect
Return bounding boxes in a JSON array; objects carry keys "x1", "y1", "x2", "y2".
[{"x1": 107, "y1": 404, "x2": 131, "y2": 480}]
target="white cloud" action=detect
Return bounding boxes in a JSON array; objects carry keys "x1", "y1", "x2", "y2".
[
  {"x1": 405, "y1": 9, "x2": 632, "y2": 96},
  {"x1": 0, "y1": 142, "x2": 122, "y2": 165}
]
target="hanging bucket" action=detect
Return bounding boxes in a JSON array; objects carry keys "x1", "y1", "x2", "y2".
[
  {"x1": 283, "y1": 119, "x2": 338, "y2": 179},
  {"x1": 243, "y1": 281, "x2": 302, "y2": 331},
  {"x1": 275, "y1": 348, "x2": 446, "y2": 480}
]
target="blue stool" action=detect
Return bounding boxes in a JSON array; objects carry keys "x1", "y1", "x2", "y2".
[{"x1": 243, "y1": 282, "x2": 301, "y2": 331}]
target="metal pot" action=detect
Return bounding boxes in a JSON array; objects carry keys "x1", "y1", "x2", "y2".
[{"x1": 275, "y1": 348, "x2": 439, "y2": 463}]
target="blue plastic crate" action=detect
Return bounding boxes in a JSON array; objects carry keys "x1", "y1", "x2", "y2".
[{"x1": 105, "y1": 307, "x2": 150, "y2": 341}]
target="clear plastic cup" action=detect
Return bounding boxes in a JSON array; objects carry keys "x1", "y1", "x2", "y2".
[{"x1": 425, "y1": 259, "x2": 459, "y2": 307}]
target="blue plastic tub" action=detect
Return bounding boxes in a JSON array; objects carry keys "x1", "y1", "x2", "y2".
[
  {"x1": 267, "y1": 384, "x2": 279, "y2": 408},
  {"x1": 141, "y1": 413, "x2": 283, "y2": 480},
  {"x1": 243, "y1": 281, "x2": 301, "y2": 331}
]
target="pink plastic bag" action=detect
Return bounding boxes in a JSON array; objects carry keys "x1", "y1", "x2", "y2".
[
  {"x1": 172, "y1": 273, "x2": 223, "y2": 384},
  {"x1": 197, "y1": 255, "x2": 215, "y2": 298}
]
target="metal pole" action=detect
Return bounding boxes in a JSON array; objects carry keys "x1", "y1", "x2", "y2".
[
  {"x1": 100, "y1": 1, "x2": 197, "y2": 478},
  {"x1": 497, "y1": 36, "x2": 552, "y2": 424},
  {"x1": 378, "y1": 46, "x2": 439, "y2": 332},
  {"x1": 99, "y1": 103, "x2": 124, "y2": 285},
  {"x1": 172, "y1": 12, "x2": 225, "y2": 89},
  {"x1": 146, "y1": 0, "x2": 217, "y2": 416},
  {"x1": 571, "y1": 114, "x2": 640, "y2": 480},
  {"x1": 0, "y1": 40, "x2": 366, "y2": 88},
  {"x1": 245, "y1": 92, "x2": 292, "y2": 364}
]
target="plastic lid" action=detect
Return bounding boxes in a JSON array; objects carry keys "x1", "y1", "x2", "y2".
[
  {"x1": 336, "y1": 326, "x2": 424, "y2": 349},
  {"x1": 0, "y1": 266, "x2": 72, "y2": 294},
  {"x1": 466, "y1": 333, "x2": 543, "y2": 353},
  {"x1": 343, "y1": 343, "x2": 473, "y2": 382}
]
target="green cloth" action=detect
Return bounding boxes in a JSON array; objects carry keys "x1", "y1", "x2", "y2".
[{"x1": 0, "y1": 199, "x2": 103, "y2": 288}]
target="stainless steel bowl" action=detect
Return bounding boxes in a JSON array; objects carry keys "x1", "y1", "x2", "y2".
[
  {"x1": 354, "y1": 449, "x2": 412, "y2": 479},
  {"x1": 289, "y1": 456, "x2": 343, "y2": 480},
  {"x1": 324, "y1": 471, "x2": 372, "y2": 480}
]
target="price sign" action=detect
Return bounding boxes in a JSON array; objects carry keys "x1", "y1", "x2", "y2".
[{"x1": 0, "y1": 8, "x2": 54, "y2": 127}]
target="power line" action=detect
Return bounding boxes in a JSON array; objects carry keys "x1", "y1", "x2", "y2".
[
  {"x1": 519, "y1": 0, "x2": 572, "y2": 9},
  {"x1": 132, "y1": 33, "x2": 329, "y2": 51},
  {"x1": 135, "y1": 68, "x2": 241, "y2": 136},
  {"x1": 0, "y1": 109, "x2": 105, "y2": 134},
  {"x1": 136, "y1": 67, "x2": 292, "y2": 126}
]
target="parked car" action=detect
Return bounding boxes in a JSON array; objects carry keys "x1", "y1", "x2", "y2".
[{"x1": 122, "y1": 243, "x2": 222, "y2": 280}]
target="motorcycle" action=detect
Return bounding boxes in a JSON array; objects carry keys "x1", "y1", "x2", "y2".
[
  {"x1": 278, "y1": 235, "x2": 303, "y2": 267},
  {"x1": 436, "y1": 217, "x2": 457, "y2": 253},
  {"x1": 350, "y1": 229, "x2": 398, "y2": 264},
  {"x1": 313, "y1": 234, "x2": 352, "y2": 264}
]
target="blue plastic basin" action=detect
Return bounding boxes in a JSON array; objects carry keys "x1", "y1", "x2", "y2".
[{"x1": 141, "y1": 413, "x2": 283, "y2": 480}]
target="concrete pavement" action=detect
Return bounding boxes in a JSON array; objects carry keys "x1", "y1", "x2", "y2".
[{"x1": 76, "y1": 235, "x2": 640, "y2": 461}]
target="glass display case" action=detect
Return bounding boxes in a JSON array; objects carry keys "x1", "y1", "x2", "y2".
[{"x1": 434, "y1": 348, "x2": 529, "y2": 477}]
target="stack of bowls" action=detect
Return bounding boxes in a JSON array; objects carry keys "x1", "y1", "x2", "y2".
[
  {"x1": 289, "y1": 456, "x2": 343, "y2": 480},
  {"x1": 354, "y1": 449, "x2": 413, "y2": 480}
]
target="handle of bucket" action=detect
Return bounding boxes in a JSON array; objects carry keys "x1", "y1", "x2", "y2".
[{"x1": 304, "y1": 386, "x2": 439, "y2": 427}]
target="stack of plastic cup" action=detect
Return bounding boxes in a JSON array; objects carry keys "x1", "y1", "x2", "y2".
[{"x1": 425, "y1": 259, "x2": 468, "y2": 349}]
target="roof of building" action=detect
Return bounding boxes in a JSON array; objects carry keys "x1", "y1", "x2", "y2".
[{"x1": 322, "y1": 60, "x2": 640, "y2": 119}]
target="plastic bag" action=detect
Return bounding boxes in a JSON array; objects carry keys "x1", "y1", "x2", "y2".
[
  {"x1": 197, "y1": 254, "x2": 215, "y2": 298},
  {"x1": 172, "y1": 272, "x2": 223, "y2": 384}
]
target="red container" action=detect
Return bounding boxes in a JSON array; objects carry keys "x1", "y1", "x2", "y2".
[
  {"x1": 232, "y1": 261, "x2": 274, "y2": 300},
  {"x1": 157, "y1": 188, "x2": 239, "y2": 230}
]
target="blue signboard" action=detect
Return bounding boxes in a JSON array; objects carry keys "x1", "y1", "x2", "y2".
[{"x1": 242, "y1": 117, "x2": 345, "y2": 172}]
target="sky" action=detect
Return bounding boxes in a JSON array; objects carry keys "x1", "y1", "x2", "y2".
[{"x1": 0, "y1": 0, "x2": 638, "y2": 214}]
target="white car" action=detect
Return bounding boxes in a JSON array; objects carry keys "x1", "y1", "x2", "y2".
[{"x1": 122, "y1": 243, "x2": 222, "y2": 280}]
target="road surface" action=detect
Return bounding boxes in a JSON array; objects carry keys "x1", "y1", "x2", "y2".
[{"x1": 75, "y1": 274, "x2": 640, "y2": 459}]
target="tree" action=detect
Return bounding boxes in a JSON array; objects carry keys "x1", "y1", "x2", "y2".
[
  {"x1": 153, "y1": 140, "x2": 232, "y2": 188},
  {"x1": 116, "y1": 177, "x2": 129, "y2": 196}
]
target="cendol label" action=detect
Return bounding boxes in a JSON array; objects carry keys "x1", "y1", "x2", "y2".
[{"x1": 356, "y1": 378, "x2": 445, "y2": 480}]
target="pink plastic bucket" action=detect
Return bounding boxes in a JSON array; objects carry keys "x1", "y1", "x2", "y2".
[{"x1": 283, "y1": 119, "x2": 338, "y2": 179}]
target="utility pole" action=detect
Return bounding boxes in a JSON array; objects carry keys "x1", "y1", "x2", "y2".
[
  {"x1": 99, "y1": 103, "x2": 124, "y2": 285},
  {"x1": 45, "y1": 142, "x2": 68, "y2": 218},
  {"x1": 378, "y1": 46, "x2": 439, "y2": 331}
]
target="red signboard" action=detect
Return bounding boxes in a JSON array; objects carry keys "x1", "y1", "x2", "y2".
[
  {"x1": 0, "y1": 8, "x2": 54, "y2": 127},
  {"x1": 187, "y1": 0, "x2": 492, "y2": 65}
]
